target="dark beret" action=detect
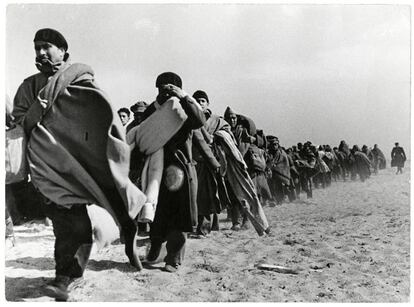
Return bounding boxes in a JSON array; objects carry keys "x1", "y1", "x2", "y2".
[
  {"x1": 155, "y1": 72, "x2": 182, "y2": 89},
  {"x1": 34, "y1": 28, "x2": 68, "y2": 51}
]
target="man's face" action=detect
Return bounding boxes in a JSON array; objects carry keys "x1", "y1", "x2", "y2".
[
  {"x1": 34, "y1": 41, "x2": 65, "y2": 64},
  {"x1": 118, "y1": 112, "x2": 130, "y2": 126},
  {"x1": 270, "y1": 142, "x2": 279, "y2": 152},
  {"x1": 228, "y1": 114, "x2": 237, "y2": 128},
  {"x1": 196, "y1": 98, "x2": 209, "y2": 112},
  {"x1": 157, "y1": 85, "x2": 172, "y2": 104},
  {"x1": 133, "y1": 112, "x2": 145, "y2": 124}
]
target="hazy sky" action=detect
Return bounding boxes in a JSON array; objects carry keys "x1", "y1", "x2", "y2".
[{"x1": 5, "y1": 3, "x2": 410, "y2": 156}]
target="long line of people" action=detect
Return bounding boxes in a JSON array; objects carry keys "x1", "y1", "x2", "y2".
[
  {"x1": 118, "y1": 90, "x2": 388, "y2": 240},
  {"x1": 5, "y1": 28, "x2": 404, "y2": 301}
]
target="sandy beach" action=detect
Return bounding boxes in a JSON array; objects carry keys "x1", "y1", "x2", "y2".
[{"x1": 5, "y1": 165, "x2": 410, "y2": 302}]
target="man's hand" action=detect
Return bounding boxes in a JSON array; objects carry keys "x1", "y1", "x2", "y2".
[
  {"x1": 241, "y1": 128, "x2": 255, "y2": 143},
  {"x1": 161, "y1": 84, "x2": 188, "y2": 100}
]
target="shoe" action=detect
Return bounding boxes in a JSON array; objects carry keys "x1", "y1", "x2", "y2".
[
  {"x1": 267, "y1": 201, "x2": 277, "y2": 207},
  {"x1": 188, "y1": 233, "x2": 206, "y2": 239},
  {"x1": 230, "y1": 224, "x2": 241, "y2": 231},
  {"x1": 146, "y1": 242, "x2": 162, "y2": 263},
  {"x1": 44, "y1": 275, "x2": 70, "y2": 301},
  {"x1": 164, "y1": 263, "x2": 179, "y2": 273}
]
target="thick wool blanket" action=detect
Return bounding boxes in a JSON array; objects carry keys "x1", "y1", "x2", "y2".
[
  {"x1": 215, "y1": 130, "x2": 269, "y2": 230},
  {"x1": 126, "y1": 97, "x2": 188, "y2": 156},
  {"x1": 25, "y1": 63, "x2": 146, "y2": 224},
  {"x1": 268, "y1": 149, "x2": 291, "y2": 185}
]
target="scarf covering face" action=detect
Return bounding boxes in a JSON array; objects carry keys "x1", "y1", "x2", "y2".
[{"x1": 35, "y1": 53, "x2": 69, "y2": 75}]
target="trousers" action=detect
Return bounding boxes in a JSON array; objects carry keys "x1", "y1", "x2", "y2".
[{"x1": 41, "y1": 202, "x2": 92, "y2": 278}]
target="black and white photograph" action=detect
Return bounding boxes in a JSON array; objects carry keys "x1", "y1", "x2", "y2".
[{"x1": 3, "y1": 0, "x2": 411, "y2": 303}]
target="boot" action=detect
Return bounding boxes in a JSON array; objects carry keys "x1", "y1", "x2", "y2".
[{"x1": 44, "y1": 275, "x2": 71, "y2": 301}]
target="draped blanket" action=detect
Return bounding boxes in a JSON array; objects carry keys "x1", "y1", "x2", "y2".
[
  {"x1": 354, "y1": 151, "x2": 371, "y2": 177},
  {"x1": 26, "y1": 63, "x2": 146, "y2": 224},
  {"x1": 215, "y1": 130, "x2": 269, "y2": 229},
  {"x1": 268, "y1": 149, "x2": 291, "y2": 185},
  {"x1": 126, "y1": 97, "x2": 188, "y2": 156},
  {"x1": 126, "y1": 97, "x2": 191, "y2": 217},
  {"x1": 372, "y1": 148, "x2": 386, "y2": 169},
  {"x1": 295, "y1": 159, "x2": 319, "y2": 178}
]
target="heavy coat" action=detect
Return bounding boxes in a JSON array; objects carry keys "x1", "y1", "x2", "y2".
[
  {"x1": 12, "y1": 62, "x2": 146, "y2": 225},
  {"x1": 192, "y1": 111, "x2": 228, "y2": 216},
  {"x1": 391, "y1": 146, "x2": 406, "y2": 168},
  {"x1": 144, "y1": 96, "x2": 205, "y2": 237}
]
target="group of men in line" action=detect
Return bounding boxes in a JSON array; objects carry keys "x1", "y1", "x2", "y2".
[
  {"x1": 5, "y1": 27, "x2": 406, "y2": 302},
  {"x1": 6, "y1": 28, "x2": 270, "y2": 301},
  {"x1": 118, "y1": 96, "x2": 393, "y2": 240}
]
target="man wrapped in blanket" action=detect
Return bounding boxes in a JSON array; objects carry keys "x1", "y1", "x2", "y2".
[
  {"x1": 127, "y1": 72, "x2": 205, "y2": 272},
  {"x1": 12, "y1": 28, "x2": 147, "y2": 301}
]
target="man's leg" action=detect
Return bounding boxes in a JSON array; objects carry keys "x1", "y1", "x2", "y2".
[
  {"x1": 306, "y1": 177, "x2": 313, "y2": 198},
  {"x1": 146, "y1": 236, "x2": 164, "y2": 263},
  {"x1": 164, "y1": 230, "x2": 186, "y2": 272},
  {"x1": 274, "y1": 180, "x2": 285, "y2": 204},
  {"x1": 226, "y1": 184, "x2": 243, "y2": 230},
  {"x1": 211, "y1": 213, "x2": 220, "y2": 231},
  {"x1": 44, "y1": 204, "x2": 92, "y2": 278},
  {"x1": 5, "y1": 184, "x2": 23, "y2": 225},
  {"x1": 42, "y1": 203, "x2": 92, "y2": 301},
  {"x1": 5, "y1": 208, "x2": 14, "y2": 247},
  {"x1": 196, "y1": 214, "x2": 212, "y2": 236}
]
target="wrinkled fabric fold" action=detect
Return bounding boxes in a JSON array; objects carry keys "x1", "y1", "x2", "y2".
[{"x1": 25, "y1": 63, "x2": 146, "y2": 224}]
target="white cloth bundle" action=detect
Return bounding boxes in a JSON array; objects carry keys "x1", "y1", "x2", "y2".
[
  {"x1": 87, "y1": 204, "x2": 119, "y2": 251},
  {"x1": 137, "y1": 149, "x2": 164, "y2": 222}
]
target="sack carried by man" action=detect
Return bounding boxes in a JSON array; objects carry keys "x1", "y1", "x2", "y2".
[{"x1": 5, "y1": 124, "x2": 27, "y2": 184}]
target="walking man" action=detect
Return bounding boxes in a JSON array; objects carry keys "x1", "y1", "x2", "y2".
[
  {"x1": 391, "y1": 142, "x2": 407, "y2": 174},
  {"x1": 12, "y1": 28, "x2": 146, "y2": 300}
]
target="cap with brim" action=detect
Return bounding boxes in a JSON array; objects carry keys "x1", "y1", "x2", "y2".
[{"x1": 131, "y1": 101, "x2": 148, "y2": 113}]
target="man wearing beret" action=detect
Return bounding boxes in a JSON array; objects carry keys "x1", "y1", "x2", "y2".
[{"x1": 12, "y1": 28, "x2": 146, "y2": 300}]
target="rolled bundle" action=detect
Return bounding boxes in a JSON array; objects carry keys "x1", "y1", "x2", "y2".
[
  {"x1": 127, "y1": 97, "x2": 188, "y2": 155},
  {"x1": 138, "y1": 149, "x2": 164, "y2": 223},
  {"x1": 87, "y1": 204, "x2": 119, "y2": 250}
]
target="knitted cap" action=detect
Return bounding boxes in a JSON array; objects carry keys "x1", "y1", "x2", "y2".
[{"x1": 193, "y1": 90, "x2": 209, "y2": 102}]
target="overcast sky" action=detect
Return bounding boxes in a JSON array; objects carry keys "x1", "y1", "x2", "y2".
[{"x1": 6, "y1": 3, "x2": 410, "y2": 156}]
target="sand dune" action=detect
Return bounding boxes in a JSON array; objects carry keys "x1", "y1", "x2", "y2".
[{"x1": 5, "y1": 166, "x2": 410, "y2": 302}]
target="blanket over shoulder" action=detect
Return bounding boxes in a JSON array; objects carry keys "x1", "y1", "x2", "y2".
[{"x1": 24, "y1": 63, "x2": 146, "y2": 224}]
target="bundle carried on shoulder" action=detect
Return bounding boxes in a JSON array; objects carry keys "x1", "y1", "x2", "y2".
[{"x1": 127, "y1": 97, "x2": 188, "y2": 156}]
